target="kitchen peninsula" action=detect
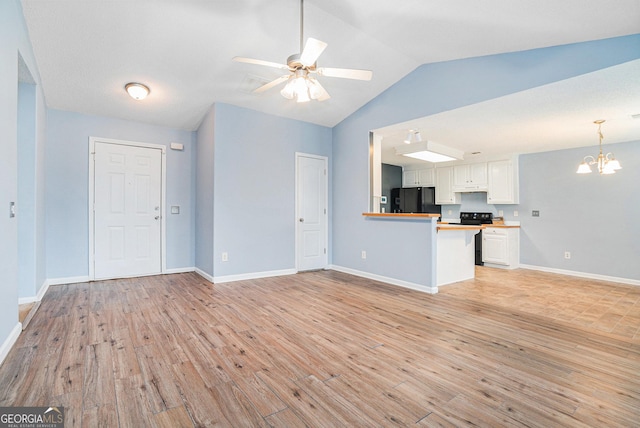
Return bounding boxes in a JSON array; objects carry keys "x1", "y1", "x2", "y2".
[{"x1": 362, "y1": 213, "x2": 484, "y2": 290}]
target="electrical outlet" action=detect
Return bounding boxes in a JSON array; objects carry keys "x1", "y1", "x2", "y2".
[
  {"x1": 498, "y1": 210, "x2": 504, "y2": 217},
  {"x1": 448, "y1": 210, "x2": 452, "y2": 215},
  {"x1": 361, "y1": 250, "x2": 367, "y2": 260},
  {"x1": 513, "y1": 210, "x2": 519, "y2": 217},
  {"x1": 222, "y1": 252, "x2": 228, "y2": 262},
  {"x1": 532, "y1": 210, "x2": 540, "y2": 217},
  {"x1": 564, "y1": 251, "x2": 571, "y2": 259}
]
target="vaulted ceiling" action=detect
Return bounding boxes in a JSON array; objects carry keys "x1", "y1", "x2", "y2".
[{"x1": 21, "y1": 0, "x2": 640, "y2": 161}]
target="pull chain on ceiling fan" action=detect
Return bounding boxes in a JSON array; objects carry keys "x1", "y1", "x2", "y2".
[{"x1": 233, "y1": 0, "x2": 373, "y2": 103}]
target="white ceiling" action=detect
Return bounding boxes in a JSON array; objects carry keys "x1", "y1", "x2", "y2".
[
  {"x1": 21, "y1": 0, "x2": 640, "y2": 159},
  {"x1": 378, "y1": 59, "x2": 640, "y2": 166}
]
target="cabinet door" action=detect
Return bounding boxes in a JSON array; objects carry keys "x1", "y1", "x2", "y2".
[
  {"x1": 453, "y1": 163, "x2": 487, "y2": 190},
  {"x1": 470, "y1": 163, "x2": 487, "y2": 187},
  {"x1": 453, "y1": 165, "x2": 469, "y2": 188},
  {"x1": 402, "y1": 170, "x2": 418, "y2": 187},
  {"x1": 483, "y1": 231, "x2": 509, "y2": 265},
  {"x1": 487, "y1": 160, "x2": 514, "y2": 204},
  {"x1": 418, "y1": 168, "x2": 435, "y2": 187},
  {"x1": 435, "y1": 167, "x2": 460, "y2": 204}
]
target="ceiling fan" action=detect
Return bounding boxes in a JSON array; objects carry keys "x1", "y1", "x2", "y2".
[{"x1": 233, "y1": 0, "x2": 373, "y2": 103}]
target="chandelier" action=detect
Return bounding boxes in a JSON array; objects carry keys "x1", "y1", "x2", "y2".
[{"x1": 576, "y1": 120, "x2": 622, "y2": 175}]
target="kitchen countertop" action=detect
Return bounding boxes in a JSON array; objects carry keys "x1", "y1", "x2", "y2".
[
  {"x1": 436, "y1": 224, "x2": 484, "y2": 232},
  {"x1": 439, "y1": 221, "x2": 520, "y2": 229},
  {"x1": 362, "y1": 213, "x2": 440, "y2": 218}
]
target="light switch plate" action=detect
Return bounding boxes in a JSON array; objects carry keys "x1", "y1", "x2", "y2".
[{"x1": 171, "y1": 205, "x2": 180, "y2": 214}]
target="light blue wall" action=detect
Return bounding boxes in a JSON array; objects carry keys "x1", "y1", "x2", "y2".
[
  {"x1": 518, "y1": 140, "x2": 640, "y2": 279},
  {"x1": 45, "y1": 109, "x2": 196, "y2": 279},
  {"x1": 332, "y1": 34, "x2": 640, "y2": 286},
  {"x1": 17, "y1": 82, "x2": 37, "y2": 298},
  {"x1": 195, "y1": 105, "x2": 215, "y2": 277},
  {"x1": 210, "y1": 103, "x2": 332, "y2": 277},
  {"x1": 0, "y1": 0, "x2": 47, "y2": 353}
]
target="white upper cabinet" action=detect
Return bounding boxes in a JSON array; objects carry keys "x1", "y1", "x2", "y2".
[
  {"x1": 403, "y1": 168, "x2": 435, "y2": 187},
  {"x1": 402, "y1": 170, "x2": 418, "y2": 187},
  {"x1": 453, "y1": 163, "x2": 487, "y2": 191},
  {"x1": 418, "y1": 168, "x2": 436, "y2": 187},
  {"x1": 435, "y1": 167, "x2": 461, "y2": 205},
  {"x1": 487, "y1": 159, "x2": 519, "y2": 204}
]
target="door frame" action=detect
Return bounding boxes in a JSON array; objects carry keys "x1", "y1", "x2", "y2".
[
  {"x1": 294, "y1": 152, "x2": 329, "y2": 272},
  {"x1": 88, "y1": 136, "x2": 167, "y2": 280}
]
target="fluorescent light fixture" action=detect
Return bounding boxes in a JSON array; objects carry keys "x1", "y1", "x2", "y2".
[
  {"x1": 125, "y1": 82, "x2": 150, "y2": 100},
  {"x1": 395, "y1": 141, "x2": 464, "y2": 163}
]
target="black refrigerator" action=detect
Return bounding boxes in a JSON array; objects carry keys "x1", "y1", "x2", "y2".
[{"x1": 391, "y1": 187, "x2": 441, "y2": 215}]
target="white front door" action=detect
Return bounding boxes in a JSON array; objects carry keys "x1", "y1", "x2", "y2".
[
  {"x1": 296, "y1": 154, "x2": 328, "y2": 271},
  {"x1": 93, "y1": 142, "x2": 162, "y2": 279}
]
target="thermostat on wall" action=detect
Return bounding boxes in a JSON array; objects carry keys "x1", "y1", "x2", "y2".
[{"x1": 170, "y1": 143, "x2": 184, "y2": 151}]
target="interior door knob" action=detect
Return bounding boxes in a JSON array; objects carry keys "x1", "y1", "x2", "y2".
[
  {"x1": 299, "y1": 218, "x2": 304, "y2": 222},
  {"x1": 155, "y1": 216, "x2": 160, "y2": 220}
]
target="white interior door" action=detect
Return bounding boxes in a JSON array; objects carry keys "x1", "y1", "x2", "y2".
[
  {"x1": 296, "y1": 154, "x2": 328, "y2": 271},
  {"x1": 93, "y1": 142, "x2": 162, "y2": 279}
]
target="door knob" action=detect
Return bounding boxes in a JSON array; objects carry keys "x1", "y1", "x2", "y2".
[
  {"x1": 299, "y1": 218, "x2": 304, "y2": 222},
  {"x1": 155, "y1": 216, "x2": 160, "y2": 220}
]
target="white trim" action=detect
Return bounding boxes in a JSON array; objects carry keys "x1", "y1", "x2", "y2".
[
  {"x1": 18, "y1": 279, "x2": 50, "y2": 305},
  {"x1": 213, "y1": 269, "x2": 297, "y2": 284},
  {"x1": 89, "y1": 137, "x2": 167, "y2": 280},
  {"x1": 164, "y1": 267, "x2": 196, "y2": 274},
  {"x1": 295, "y1": 152, "x2": 329, "y2": 272},
  {"x1": 519, "y1": 264, "x2": 640, "y2": 286},
  {"x1": 195, "y1": 268, "x2": 214, "y2": 283},
  {"x1": 47, "y1": 275, "x2": 92, "y2": 286},
  {"x1": 0, "y1": 323, "x2": 22, "y2": 367},
  {"x1": 329, "y1": 265, "x2": 439, "y2": 294}
]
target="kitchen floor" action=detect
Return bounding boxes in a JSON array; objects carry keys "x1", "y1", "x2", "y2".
[{"x1": 440, "y1": 266, "x2": 640, "y2": 342}]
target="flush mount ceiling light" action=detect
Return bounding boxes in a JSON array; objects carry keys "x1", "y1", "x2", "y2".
[
  {"x1": 395, "y1": 140, "x2": 464, "y2": 163},
  {"x1": 403, "y1": 130, "x2": 422, "y2": 144},
  {"x1": 576, "y1": 120, "x2": 622, "y2": 175},
  {"x1": 125, "y1": 82, "x2": 150, "y2": 100}
]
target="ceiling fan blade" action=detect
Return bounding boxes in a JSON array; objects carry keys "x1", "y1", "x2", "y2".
[
  {"x1": 253, "y1": 75, "x2": 291, "y2": 94},
  {"x1": 308, "y1": 78, "x2": 331, "y2": 101},
  {"x1": 233, "y1": 57, "x2": 290, "y2": 70},
  {"x1": 299, "y1": 38, "x2": 328, "y2": 67},
  {"x1": 317, "y1": 67, "x2": 373, "y2": 81}
]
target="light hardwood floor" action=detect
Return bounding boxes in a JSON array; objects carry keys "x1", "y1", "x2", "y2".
[{"x1": 0, "y1": 268, "x2": 638, "y2": 427}]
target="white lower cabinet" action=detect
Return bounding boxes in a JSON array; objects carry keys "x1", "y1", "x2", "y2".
[{"x1": 482, "y1": 227, "x2": 519, "y2": 269}]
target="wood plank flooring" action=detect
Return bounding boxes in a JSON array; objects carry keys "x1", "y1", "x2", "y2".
[{"x1": 0, "y1": 269, "x2": 638, "y2": 427}]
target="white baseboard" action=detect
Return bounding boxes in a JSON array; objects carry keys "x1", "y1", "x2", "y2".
[
  {"x1": 47, "y1": 275, "x2": 91, "y2": 286},
  {"x1": 213, "y1": 268, "x2": 297, "y2": 284},
  {"x1": 0, "y1": 323, "x2": 22, "y2": 367},
  {"x1": 18, "y1": 278, "x2": 51, "y2": 305},
  {"x1": 164, "y1": 267, "x2": 196, "y2": 274},
  {"x1": 194, "y1": 267, "x2": 214, "y2": 283},
  {"x1": 519, "y1": 264, "x2": 640, "y2": 286},
  {"x1": 329, "y1": 265, "x2": 438, "y2": 294}
]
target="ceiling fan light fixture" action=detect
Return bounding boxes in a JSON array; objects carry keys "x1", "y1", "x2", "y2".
[{"x1": 125, "y1": 82, "x2": 149, "y2": 100}]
